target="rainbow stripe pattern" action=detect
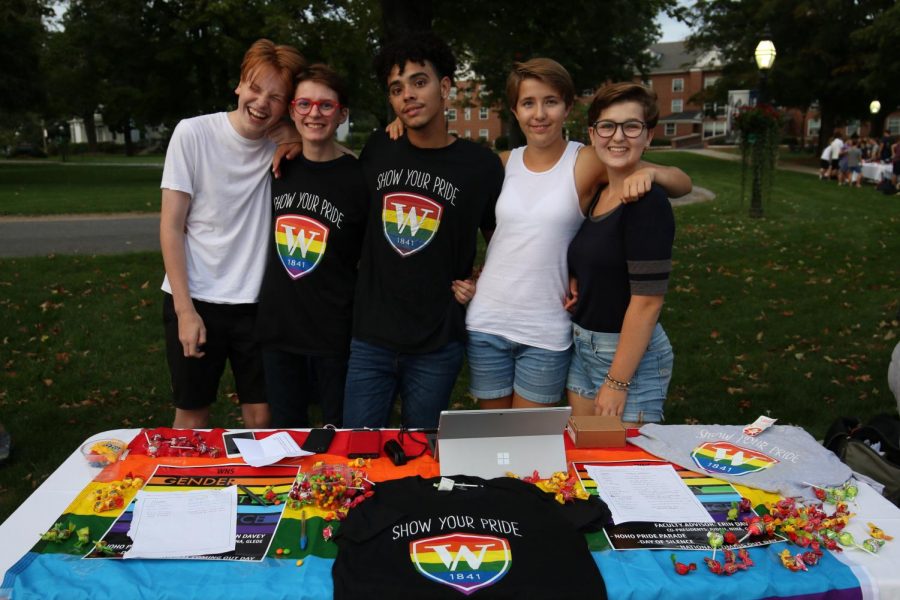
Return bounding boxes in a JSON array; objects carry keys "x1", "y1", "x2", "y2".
[
  {"x1": 382, "y1": 192, "x2": 442, "y2": 256},
  {"x1": 409, "y1": 533, "x2": 510, "y2": 595},
  {"x1": 274, "y1": 215, "x2": 329, "y2": 279}
]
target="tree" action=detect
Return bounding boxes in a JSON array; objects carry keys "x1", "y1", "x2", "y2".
[
  {"x1": 0, "y1": 0, "x2": 50, "y2": 116},
  {"x1": 687, "y1": 0, "x2": 896, "y2": 151}
]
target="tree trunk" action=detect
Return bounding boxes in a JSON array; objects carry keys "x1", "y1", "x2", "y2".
[
  {"x1": 869, "y1": 112, "x2": 885, "y2": 139},
  {"x1": 122, "y1": 117, "x2": 134, "y2": 156},
  {"x1": 83, "y1": 111, "x2": 98, "y2": 152},
  {"x1": 817, "y1": 104, "x2": 837, "y2": 156}
]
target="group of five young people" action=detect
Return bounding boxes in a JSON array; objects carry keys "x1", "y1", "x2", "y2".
[{"x1": 159, "y1": 33, "x2": 690, "y2": 433}]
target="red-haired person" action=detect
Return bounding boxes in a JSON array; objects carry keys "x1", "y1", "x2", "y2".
[
  {"x1": 566, "y1": 83, "x2": 675, "y2": 425},
  {"x1": 160, "y1": 39, "x2": 305, "y2": 428}
]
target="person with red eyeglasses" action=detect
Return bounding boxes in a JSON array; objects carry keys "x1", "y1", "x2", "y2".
[{"x1": 255, "y1": 64, "x2": 368, "y2": 427}]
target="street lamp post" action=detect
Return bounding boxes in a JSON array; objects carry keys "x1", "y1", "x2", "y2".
[{"x1": 749, "y1": 38, "x2": 777, "y2": 218}]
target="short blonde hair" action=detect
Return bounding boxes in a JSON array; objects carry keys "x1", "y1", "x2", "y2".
[
  {"x1": 240, "y1": 39, "x2": 306, "y2": 96},
  {"x1": 505, "y1": 58, "x2": 575, "y2": 109}
]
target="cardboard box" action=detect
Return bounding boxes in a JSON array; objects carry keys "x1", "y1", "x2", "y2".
[{"x1": 566, "y1": 415, "x2": 626, "y2": 448}]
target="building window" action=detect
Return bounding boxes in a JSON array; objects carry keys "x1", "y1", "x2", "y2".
[
  {"x1": 479, "y1": 107, "x2": 489, "y2": 120},
  {"x1": 464, "y1": 129, "x2": 472, "y2": 138},
  {"x1": 806, "y1": 118, "x2": 820, "y2": 137},
  {"x1": 703, "y1": 120, "x2": 727, "y2": 138},
  {"x1": 581, "y1": 88, "x2": 594, "y2": 97},
  {"x1": 448, "y1": 130, "x2": 458, "y2": 136},
  {"x1": 671, "y1": 99, "x2": 683, "y2": 113},
  {"x1": 887, "y1": 117, "x2": 900, "y2": 134},
  {"x1": 703, "y1": 102, "x2": 725, "y2": 117},
  {"x1": 665, "y1": 123, "x2": 677, "y2": 137},
  {"x1": 672, "y1": 78, "x2": 684, "y2": 92},
  {"x1": 479, "y1": 128, "x2": 489, "y2": 139},
  {"x1": 447, "y1": 108, "x2": 457, "y2": 121},
  {"x1": 704, "y1": 76, "x2": 719, "y2": 89},
  {"x1": 449, "y1": 87, "x2": 457, "y2": 100},
  {"x1": 464, "y1": 107, "x2": 472, "y2": 120}
]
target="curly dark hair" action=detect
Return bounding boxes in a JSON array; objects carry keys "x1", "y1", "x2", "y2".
[{"x1": 373, "y1": 32, "x2": 457, "y2": 88}]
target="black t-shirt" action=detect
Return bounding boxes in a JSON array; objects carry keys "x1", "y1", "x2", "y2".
[
  {"x1": 353, "y1": 131, "x2": 503, "y2": 353},
  {"x1": 333, "y1": 475, "x2": 610, "y2": 599},
  {"x1": 256, "y1": 154, "x2": 368, "y2": 356},
  {"x1": 568, "y1": 184, "x2": 675, "y2": 333}
]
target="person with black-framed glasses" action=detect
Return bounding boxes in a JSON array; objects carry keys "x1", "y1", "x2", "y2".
[{"x1": 566, "y1": 83, "x2": 676, "y2": 427}]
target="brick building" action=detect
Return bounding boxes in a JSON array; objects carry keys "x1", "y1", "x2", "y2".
[
  {"x1": 446, "y1": 80, "x2": 503, "y2": 145},
  {"x1": 636, "y1": 41, "x2": 725, "y2": 147}
]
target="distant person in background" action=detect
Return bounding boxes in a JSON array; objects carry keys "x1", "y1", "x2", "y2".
[
  {"x1": 846, "y1": 138, "x2": 862, "y2": 188},
  {"x1": 892, "y1": 137, "x2": 900, "y2": 190},
  {"x1": 159, "y1": 39, "x2": 305, "y2": 429},
  {"x1": 880, "y1": 129, "x2": 893, "y2": 162},
  {"x1": 819, "y1": 138, "x2": 833, "y2": 180},
  {"x1": 837, "y1": 139, "x2": 850, "y2": 186},
  {"x1": 827, "y1": 133, "x2": 844, "y2": 181}
]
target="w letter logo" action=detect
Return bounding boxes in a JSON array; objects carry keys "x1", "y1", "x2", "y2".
[
  {"x1": 410, "y1": 533, "x2": 511, "y2": 595},
  {"x1": 274, "y1": 215, "x2": 329, "y2": 279},
  {"x1": 382, "y1": 192, "x2": 443, "y2": 257}
]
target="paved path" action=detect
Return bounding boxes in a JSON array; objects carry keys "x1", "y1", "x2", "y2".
[
  {"x1": 0, "y1": 213, "x2": 160, "y2": 257},
  {"x1": 0, "y1": 185, "x2": 714, "y2": 257},
  {"x1": 674, "y1": 148, "x2": 819, "y2": 175}
]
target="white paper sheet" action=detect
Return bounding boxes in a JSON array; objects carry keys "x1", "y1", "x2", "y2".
[
  {"x1": 585, "y1": 464, "x2": 715, "y2": 525},
  {"x1": 233, "y1": 431, "x2": 313, "y2": 467},
  {"x1": 123, "y1": 486, "x2": 237, "y2": 558}
]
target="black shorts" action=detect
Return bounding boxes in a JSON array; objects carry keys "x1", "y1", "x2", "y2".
[
  {"x1": 820, "y1": 159, "x2": 830, "y2": 169},
  {"x1": 894, "y1": 161, "x2": 900, "y2": 176},
  {"x1": 163, "y1": 293, "x2": 266, "y2": 410},
  {"x1": 831, "y1": 158, "x2": 840, "y2": 170}
]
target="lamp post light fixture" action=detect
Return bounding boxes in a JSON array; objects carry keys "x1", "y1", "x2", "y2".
[
  {"x1": 750, "y1": 38, "x2": 777, "y2": 218},
  {"x1": 869, "y1": 100, "x2": 881, "y2": 115}
]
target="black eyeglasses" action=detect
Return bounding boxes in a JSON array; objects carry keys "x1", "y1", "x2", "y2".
[
  {"x1": 591, "y1": 119, "x2": 647, "y2": 138},
  {"x1": 290, "y1": 98, "x2": 341, "y2": 116}
]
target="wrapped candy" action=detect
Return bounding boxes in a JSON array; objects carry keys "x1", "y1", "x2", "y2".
[
  {"x1": 708, "y1": 530, "x2": 724, "y2": 561},
  {"x1": 862, "y1": 538, "x2": 885, "y2": 554},
  {"x1": 867, "y1": 522, "x2": 893, "y2": 541},
  {"x1": 670, "y1": 554, "x2": 696, "y2": 575},
  {"x1": 780, "y1": 549, "x2": 807, "y2": 572}
]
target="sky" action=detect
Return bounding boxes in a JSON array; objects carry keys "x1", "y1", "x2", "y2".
[{"x1": 656, "y1": 1, "x2": 694, "y2": 42}]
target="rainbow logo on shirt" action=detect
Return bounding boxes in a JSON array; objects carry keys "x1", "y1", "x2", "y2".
[
  {"x1": 274, "y1": 215, "x2": 329, "y2": 279},
  {"x1": 382, "y1": 192, "x2": 442, "y2": 257},
  {"x1": 409, "y1": 533, "x2": 511, "y2": 595},
  {"x1": 690, "y1": 441, "x2": 779, "y2": 476}
]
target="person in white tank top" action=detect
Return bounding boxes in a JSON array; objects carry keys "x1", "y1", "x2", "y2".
[{"x1": 464, "y1": 58, "x2": 692, "y2": 410}]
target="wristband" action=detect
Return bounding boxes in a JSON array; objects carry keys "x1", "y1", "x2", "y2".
[{"x1": 604, "y1": 373, "x2": 631, "y2": 392}]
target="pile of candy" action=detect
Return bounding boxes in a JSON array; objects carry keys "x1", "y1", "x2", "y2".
[
  {"x1": 513, "y1": 471, "x2": 589, "y2": 504},
  {"x1": 144, "y1": 431, "x2": 220, "y2": 458},
  {"x1": 41, "y1": 522, "x2": 91, "y2": 550},
  {"x1": 811, "y1": 481, "x2": 859, "y2": 505},
  {"x1": 92, "y1": 472, "x2": 145, "y2": 513},
  {"x1": 288, "y1": 461, "x2": 373, "y2": 519},
  {"x1": 671, "y1": 554, "x2": 696, "y2": 575},
  {"x1": 704, "y1": 548, "x2": 754, "y2": 576},
  {"x1": 81, "y1": 439, "x2": 126, "y2": 467}
]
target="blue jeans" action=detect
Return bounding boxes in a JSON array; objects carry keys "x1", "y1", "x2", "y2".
[
  {"x1": 566, "y1": 323, "x2": 673, "y2": 423},
  {"x1": 343, "y1": 338, "x2": 464, "y2": 429}
]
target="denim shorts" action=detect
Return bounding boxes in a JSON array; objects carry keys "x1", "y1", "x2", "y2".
[
  {"x1": 566, "y1": 323, "x2": 673, "y2": 423},
  {"x1": 467, "y1": 330, "x2": 572, "y2": 404}
]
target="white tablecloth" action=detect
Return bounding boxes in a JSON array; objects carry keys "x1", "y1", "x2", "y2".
[{"x1": 861, "y1": 162, "x2": 893, "y2": 182}]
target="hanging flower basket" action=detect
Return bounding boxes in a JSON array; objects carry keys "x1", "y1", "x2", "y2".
[{"x1": 734, "y1": 103, "x2": 783, "y2": 212}]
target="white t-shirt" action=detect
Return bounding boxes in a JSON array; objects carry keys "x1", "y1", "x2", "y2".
[
  {"x1": 466, "y1": 141, "x2": 584, "y2": 351},
  {"x1": 829, "y1": 137, "x2": 844, "y2": 160},
  {"x1": 820, "y1": 145, "x2": 832, "y2": 161},
  {"x1": 160, "y1": 112, "x2": 274, "y2": 304}
]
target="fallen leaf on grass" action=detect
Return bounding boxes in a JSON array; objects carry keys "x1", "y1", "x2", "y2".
[{"x1": 42, "y1": 378, "x2": 53, "y2": 387}]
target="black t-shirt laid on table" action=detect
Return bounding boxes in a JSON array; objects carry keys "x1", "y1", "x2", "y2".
[
  {"x1": 354, "y1": 131, "x2": 504, "y2": 353},
  {"x1": 256, "y1": 154, "x2": 368, "y2": 356},
  {"x1": 567, "y1": 184, "x2": 675, "y2": 333},
  {"x1": 333, "y1": 475, "x2": 610, "y2": 600}
]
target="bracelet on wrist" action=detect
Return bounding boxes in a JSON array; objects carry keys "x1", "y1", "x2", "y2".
[{"x1": 604, "y1": 373, "x2": 631, "y2": 392}]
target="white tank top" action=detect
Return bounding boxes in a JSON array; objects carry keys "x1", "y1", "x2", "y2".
[{"x1": 466, "y1": 141, "x2": 584, "y2": 351}]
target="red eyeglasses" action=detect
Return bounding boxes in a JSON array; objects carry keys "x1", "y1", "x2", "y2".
[{"x1": 290, "y1": 98, "x2": 341, "y2": 116}]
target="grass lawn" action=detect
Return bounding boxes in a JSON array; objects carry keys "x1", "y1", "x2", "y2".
[
  {"x1": 0, "y1": 162, "x2": 162, "y2": 216},
  {"x1": 0, "y1": 152, "x2": 898, "y2": 524}
]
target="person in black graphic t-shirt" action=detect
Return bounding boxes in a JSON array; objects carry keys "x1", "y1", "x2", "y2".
[
  {"x1": 343, "y1": 33, "x2": 504, "y2": 429},
  {"x1": 257, "y1": 64, "x2": 367, "y2": 427}
]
